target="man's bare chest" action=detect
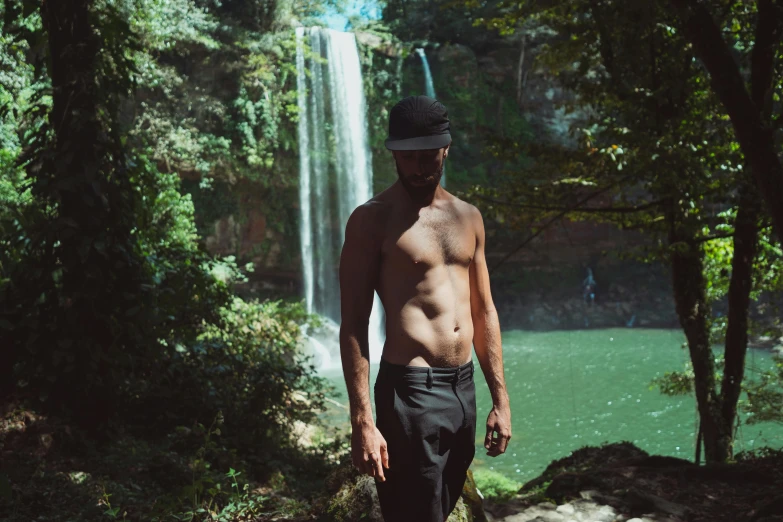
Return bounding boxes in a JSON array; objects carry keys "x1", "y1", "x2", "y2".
[{"x1": 382, "y1": 212, "x2": 475, "y2": 268}]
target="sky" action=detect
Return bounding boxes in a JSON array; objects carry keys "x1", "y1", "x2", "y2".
[{"x1": 322, "y1": 0, "x2": 382, "y2": 31}]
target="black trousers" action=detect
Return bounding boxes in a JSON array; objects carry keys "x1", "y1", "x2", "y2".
[{"x1": 374, "y1": 358, "x2": 477, "y2": 522}]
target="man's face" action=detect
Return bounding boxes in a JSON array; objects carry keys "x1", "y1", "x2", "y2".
[{"x1": 393, "y1": 145, "x2": 449, "y2": 200}]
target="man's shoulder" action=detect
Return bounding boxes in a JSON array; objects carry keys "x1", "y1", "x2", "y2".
[
  {"x1": 346, "y1": 197, "x2": 391, "y2": 242},
  {"x1": 447, "y1": 195, "x2": 482, "y2": 221},
  {"x1": 352, "y1": 195, "x2": 391, "y2": 219}
]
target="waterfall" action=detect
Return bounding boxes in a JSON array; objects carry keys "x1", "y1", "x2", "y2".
[
  {"x1": 415, "y1": 48, "x2": 437, "y2": 99},
  {"x1": 296, "y1": 27, "x2": 385, "y2": 370},
  {"x1": 415, "y1": 48, "x2": 446, "y2": 187},
  {"x1": 295, "y1": 33, "x2": 313, "y2": 315}
]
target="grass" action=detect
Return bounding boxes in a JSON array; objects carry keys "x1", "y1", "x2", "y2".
[{"x1": 471, "y1": 468, "x2": 522, "y2": 503}]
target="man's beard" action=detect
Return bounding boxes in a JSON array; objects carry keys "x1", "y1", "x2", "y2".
[{"x1": 395, "y1": 158, "x2": 445, "y2": 202}]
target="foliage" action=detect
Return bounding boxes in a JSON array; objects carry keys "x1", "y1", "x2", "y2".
[
  {"x1": 115, "y1": 0, "x2": 310, "y2": 256},
  {"x1": 651, "y1": 349, "x2": 783, "y2": 427},
  {"x1": 125, "y1": 0, "x2": 299, "y2": 182},
  {"x1": 147, "y1": 413, "x2": 272, "y2": 522},
  {"x1": 735, "y1": 445, "x2": 783, "y2": 461},
  {"x1": 382, "y1": 0, "x2": 507, "y2": 47},
  {"x1": 471, "y1": 468, "x2": 522, "y2": 503},
  {"x1": 0, "y1": 11, "x2": 41, "y2": 285},
  {"x1": 0, "y1": 402, "x2": 346, "y2": 521},
  {"x1": 354, "y1": 22, "x2": 406, "y2": 192},
  {"x1": 651, "y1": 366, "x2": 696, "y2": 397},
  {"x1": 0, "y1": 0, "x2": 359, "y2": 520},
  {"x1": 372, "y1": 2, "x2": 537, "y2": 197},
  {"x1": 207, "y1": 0, "x2": 344, "y2": 32},
  {"x1": 129, "y1": 0, "x2": 221, "y2": 51},
  {"x1": 445, "y1": 0, "x2": 783, "y2": 463},
  {"x1": 143, "y1": 295, "x2": 329, "y2": 442},
  {"x1": 0, "y1": 0, "x2": 334, "y2": 449},
  {"x1": 1, "y1": 0, "x2": 156, "y2": 420},
  {"x1": 702, "y1": 213, "x2": 783, "y2": 343},
  {"x1": 744, "y1": 354, "x2": 783, "y2": 425}
]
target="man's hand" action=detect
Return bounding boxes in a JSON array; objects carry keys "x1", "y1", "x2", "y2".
[
  {"x1": 484, "y1": 404, "x2": 512, "y2": 457},
  {"x1": 351, "y1": 422, "x2": 389, "y2": 481}
]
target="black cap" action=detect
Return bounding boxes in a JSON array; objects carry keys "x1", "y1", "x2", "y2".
[{"x1": 385, "y1": 95, "x2": 451, "y2": 151}]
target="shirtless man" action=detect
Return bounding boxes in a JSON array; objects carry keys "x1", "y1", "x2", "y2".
[{"x1": 339, "y1": 95, "x2": 511, "y2": 522}]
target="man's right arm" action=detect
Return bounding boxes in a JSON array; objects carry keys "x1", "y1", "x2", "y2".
[
  {"x1": 339, "y1": 204, "x2": 380, "y2": 427},
  {"x1": 339, "y1": 203, "x2": 389, "y2": 481}
]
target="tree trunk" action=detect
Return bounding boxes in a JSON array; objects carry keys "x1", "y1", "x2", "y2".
[
  {"x1": 667, "y1": 206, "x2": 726, "y2": 463},
  {"x1": 670, "y1": 0, "x2": 783, "y2": 244},
  {"x1": 719, "y1": 181, "x2": 760, "y2": 459},
  {"x1": 41, "y1": 0, "x2": 112, "y2": 428},
  {"x1": 715, "y1": 3, "x2": 772, "y2": 458}
]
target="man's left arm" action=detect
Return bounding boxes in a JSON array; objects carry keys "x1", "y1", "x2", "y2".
[{"x1": 468, "y1": 206, "x2": 511, "y2": 457}]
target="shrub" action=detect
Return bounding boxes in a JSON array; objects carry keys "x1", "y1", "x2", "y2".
[{"x1": 471, "y1": 468, "x2": 521, "y2": 503}]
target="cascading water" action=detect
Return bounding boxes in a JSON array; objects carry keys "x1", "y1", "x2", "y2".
[
  {"x1": 415, "y1": 48, "x2": 437, "y2": 100},
  {"x1": 296, "y1": 27, "x2": 385, "y2": 370},
  {"x1": 415, "y1": 47, "x2": 446, "y2": 187}
]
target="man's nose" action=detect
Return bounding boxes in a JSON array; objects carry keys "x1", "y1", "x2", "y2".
[{"x1": 417, "y1": 155, "x2": 433, "y2": 168}]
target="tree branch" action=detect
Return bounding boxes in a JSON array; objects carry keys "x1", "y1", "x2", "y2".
[
  {"x1": 695, "y1": 232, "x2": 734, "y2": 243},
  {"x1": 474, "y1": 193, "x2": 663, "y2": 214},
  {"x1": 751, "y1": 0, "x2": 783, "y2": 114},
  {"x1": 589, "y1": 0, "x2": 632, "y2": 101},
  {"x1": 670, "y1": 0, "x2": 783, "y2": 244},
  {"x1": 488, "y1": 173, "x2": 637, "y2": 275}
]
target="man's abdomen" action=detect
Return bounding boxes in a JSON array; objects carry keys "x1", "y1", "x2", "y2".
[
  {"x1": 381, "y1": 302, "x2": 474, "y2": 367},
  {"x1": 378, "y1": 262, "x2": 474, "y2": 367}
]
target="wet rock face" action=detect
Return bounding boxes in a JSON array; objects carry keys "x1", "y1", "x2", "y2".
[{"x1": 318, "y1": 462, "x2": 486, "y2": 521}]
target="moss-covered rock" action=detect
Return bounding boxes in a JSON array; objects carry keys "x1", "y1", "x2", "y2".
[
  {"x1": 461, "y1": 469, "x2": 488, "y2": 522},
  {"x1": 519, "y1": 441, "x2": 650, "y2": 496},
  {"x1": 318, "y1": 462, "x2": 487, "y2": 522},
  {"x1": 325, "y1": 472, "x2": 384, "y2": 522}
]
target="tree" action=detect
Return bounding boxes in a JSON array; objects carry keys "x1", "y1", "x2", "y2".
[
  {"x1": 671, "y1": 0, "x2": 783, "y2": 244},
  {"x1": 9, "y1": 0, "x2": 151, "y2": 425},
  {"x1": 1, "y1": 0, "x2": 223, "y2": 427},
  {"x1": 460, "y1": 0, "x2": 783, "y2": 463}
]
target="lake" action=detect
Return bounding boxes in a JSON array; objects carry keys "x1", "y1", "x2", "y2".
[{"x1": 316, "y1": 328, "x2": 783, "y2": 482}]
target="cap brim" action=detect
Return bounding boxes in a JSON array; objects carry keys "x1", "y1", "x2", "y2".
[{"x1": 385, "y1": 133, "x2": 451, "y2": 151}]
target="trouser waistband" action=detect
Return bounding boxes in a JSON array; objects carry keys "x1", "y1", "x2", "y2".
[{"x1": 378, "y1": 358, "x2": 474, "y2": 387}]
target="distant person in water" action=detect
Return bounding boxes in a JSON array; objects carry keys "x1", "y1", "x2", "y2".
[
  {"x1": 339, "y1": 95, "x2": 511, "y2": 522},
  {"x1": 583, "y1": 267, "x2": 597, "y2": 305}
]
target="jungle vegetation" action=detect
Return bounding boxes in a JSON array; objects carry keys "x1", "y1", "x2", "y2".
[
  {"x1": 381, "y1": 0, "x2": 783, "y2": 463},
  {"x1": 1, "y1": 0, "x2": 783, "y2": 519}
]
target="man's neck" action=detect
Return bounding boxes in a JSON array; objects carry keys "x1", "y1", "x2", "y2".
[{"x1": 395, "y1": 182, "x2": 445, "y2": 209}]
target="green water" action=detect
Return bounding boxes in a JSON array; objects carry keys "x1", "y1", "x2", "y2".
[{"x1": 317, "y1": 328, "x2": 783, "y2": 482}]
